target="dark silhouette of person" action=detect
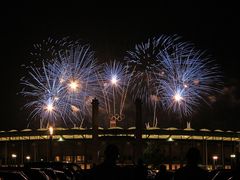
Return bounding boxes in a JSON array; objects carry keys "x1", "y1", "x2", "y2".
[
  {"x1": 134, "y1": 158, "x2": 148, "y2": 180},
  {"x1": 90, "y1": 144, "x2": 122, "y2": 180},
  {"x1": 174, "y1": 147, "x2": 209, "y2": 180},
  {"x1": 155, "y1": 164, "x2": 172, "y2": 180}
]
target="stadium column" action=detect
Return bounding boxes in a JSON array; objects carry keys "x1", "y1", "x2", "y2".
[
  {"x1": 92, "y1": 98, "x2": 99, "y2": 165},
  {"x1": 5, "y1": 142, "x2": 8, "y2": 165},
  {"x1": 48, "y1": 126, "x2": 54, "y2": 161},
  {"x1": 135, "y1": 98, "x2": 143, "y2": 162}
]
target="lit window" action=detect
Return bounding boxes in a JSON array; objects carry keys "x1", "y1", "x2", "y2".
[
  {"x1": 55, "y1": 156, "x2": 60, "y2": 162},
  {"x1": 64, "y1": 156, "x2": 71, "y2": 162},
  {"x1": 77, "y1": 155, "x2": 85, "y2": 162}
]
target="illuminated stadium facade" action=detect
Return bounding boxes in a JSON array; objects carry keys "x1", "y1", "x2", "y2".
[
  {"x1": 0, "y1": 127, "x2": 239, "y2": 170},
  {"x1": 0, "y1": 99, "x2": 239, "y2": 170}
]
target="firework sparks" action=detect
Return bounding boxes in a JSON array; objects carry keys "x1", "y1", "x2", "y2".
[
  {"x1": 68, "y1": 80, "x2": 81, "y2": 92},
  {"x1": 173, "y1": 92, "x2": 183, "y2": 102},
  {"x1": 21, "y1": 43, "x2": 99, "y2": 128},
  {"x1": 97, "y1": 60, "x2": 132, "y2": 126},
  {"x1": 30, "y1": 37, "x2": 81, "y2": 61},
  {"x1": 20, "y1": 62, "x2": 65, "y2": 127},
  {"x1": 21, "y1": 35, "x2": 222, "y2": 128},
  {"x1": 111, "y1": 75, "x2": 118, "y2": 86},
  {"x1": 125, "y1": 35, "x2": 193, "y2": 127},
  {"x1": 156, "y1": 48, "x2": 222, "y2": 117},
  {"x1": 124, "y1": 35, "x2": 190, "y2": 106}
]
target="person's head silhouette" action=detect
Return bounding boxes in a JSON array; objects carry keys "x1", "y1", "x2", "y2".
[
  {"x1": 137, "y1": 158, "x2": 144, "y2": 166},
  {"x1": 186, "y1": 147, "x2": 201, "y2": 166},
  {"x1": 159, "y1": 164, "x2": 167, "y2": 173},
  {"x1": 104, "y1": 144, "x2": 119, "y2": 165}
]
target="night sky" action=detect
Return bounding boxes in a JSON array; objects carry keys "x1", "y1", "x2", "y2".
[{"x1": 1, "y1": 1, "x2": 240, "y2": 130}]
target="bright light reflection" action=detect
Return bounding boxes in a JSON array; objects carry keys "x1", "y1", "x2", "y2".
[
  {"x1": 230, "y1": 154, "x2": 236, "y2": 158},
  {"x1": 11, "y1": 154, "x2": 17, "y2": 158},
  {"x1": 26, "y1": 156, "x2": 31, "y2": 160},
  {"x1": 212, "y1": 155, "x2": 218, "y2": 160}
]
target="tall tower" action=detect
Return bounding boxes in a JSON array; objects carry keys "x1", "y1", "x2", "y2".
[
  {"x1": 92, "y1": 98, "x2": 99, "y2": 164},
  {"x1": 135, "y1": 98, "x2": 143, "y2": 162}
]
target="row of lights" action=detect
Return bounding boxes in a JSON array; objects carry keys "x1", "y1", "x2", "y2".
[
  {"x1": 11, "y1": 126, "x2": 54, "y2": 162},
  {"x1": 212, "y1": 154, "x2": 236, "y2": 160},
  {"x1": 11, "y1": 154, "x2": 31, "y2": 160},
  {"x1": 10, "y1": 153, "x2": 236, "y2": 164},
  {"x1": 166, "y1": 136, "x2": 237, "y2": 161}
]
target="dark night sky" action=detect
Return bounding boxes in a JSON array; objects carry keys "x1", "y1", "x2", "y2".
[{"x1": 1, "y1": 1, "x2": 240, "y2": 130}]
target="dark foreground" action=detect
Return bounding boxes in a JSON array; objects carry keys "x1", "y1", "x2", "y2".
[{"x1": 0, "y1": 161, "x2": 239, "y2": 180}]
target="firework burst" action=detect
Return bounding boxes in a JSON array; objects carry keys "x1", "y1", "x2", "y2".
[
  {"x1": 124, "y1": 35, "x2": 190, "y2": 106},
  {"x1": 156, "y1": 48, "x2": 222, "y2": 117},
  {"x1": 96, "y1": 60, "x2": 133, "y2": 126},
  {"x1": 54, "y1": 44, "x2": 100, "y2": 123},
  {"x1": 20, "y1": 62, "x2": 66, "y2": 127},
  {"x1": 21, "y1": 35, "x2": 222, "y2": 128},
  {"x1": 125, "y1": 35, "x2": 192, "y2": 126},
  {"x1": 21, "y1": 44, "x2": 99, "y2": 128}
]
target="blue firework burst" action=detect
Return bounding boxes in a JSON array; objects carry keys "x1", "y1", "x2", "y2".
[
  {"x1": 97, "y1": 60, "x2": 132, "y2": 120},
  {"x1": 20, "y1": 62, "x2": 66, "y2": 127},
  {"x1": 124, "y1": 35, "x2": 191, "y2": 106},
  {"x1": 156, "y1": 49, "x2": 222, "y2": 117},
  {"x1": 21, "y1": 44, "x2": 100, "y2": 128}
]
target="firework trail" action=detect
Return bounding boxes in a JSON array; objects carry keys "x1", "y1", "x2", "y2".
[{"x1": 96, "y1": 60, "x2": 133, "y2": 127}]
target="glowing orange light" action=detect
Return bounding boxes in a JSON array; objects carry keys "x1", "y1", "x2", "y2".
[
  {"x1": 49, "y1": 126, "x2": 53, "y2": 135},
  {"x1": 69, "y1": 80, "x2": 79, "y2": 91}
]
